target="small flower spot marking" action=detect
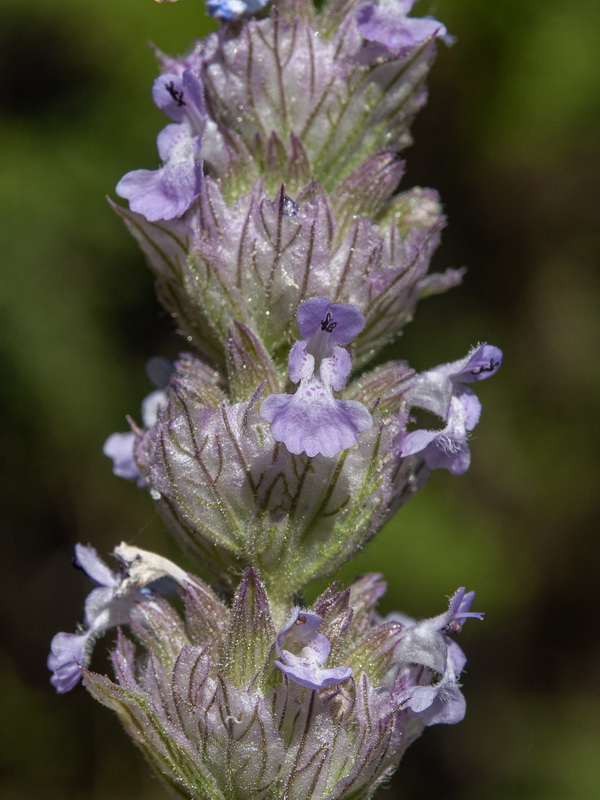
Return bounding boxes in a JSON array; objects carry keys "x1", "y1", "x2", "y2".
[
  {"x1": 166, "y1": 80, "x2": 186, "y2": 107},
  {"x1": 470, "y1": 357, "x2": 500, "y2": 377}
]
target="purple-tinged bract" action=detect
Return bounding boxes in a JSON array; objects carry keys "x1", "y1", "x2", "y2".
[{"x1": 132, "y1": 352, "x2": 423, "y2": 596}]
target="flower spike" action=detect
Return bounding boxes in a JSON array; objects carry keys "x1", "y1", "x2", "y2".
[{"x1": 53, "y1": 0, "x2": 500, "y2": 793}]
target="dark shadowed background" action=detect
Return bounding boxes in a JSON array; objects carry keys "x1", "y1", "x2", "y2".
[{"x1": 1, "y1": 0, "x2": 599, "y2": 798}]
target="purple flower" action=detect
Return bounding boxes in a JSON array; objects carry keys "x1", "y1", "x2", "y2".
[
  {"x1": 206, "y1": 0, "x2": 269, "y2": 21},
  {"x1": 443, "y1": 586, "x2": 485, "y2": 632},
  {"x1": 103, "y1": 359, "x2": 172, "y2": 486},
  {"x1": 48, "y1": 545, "x2": 143, "y2": 692},
  {"x1": 48, "y1": 543, "x2": 189, "y2": 693},
  {"x1": 401, "y1": 393, "x2": 479, "y2": 474},
  {"x1": 103, "y1": 432, "x2": 141, "y2": 484},
  {"x1": 260, "y1": 298, "x2": 373, "y2": 458},
  {"x1": 116, "y1": 71, "x2": 206, "y2": 221},
  {"x1": 47, "y1": 632, "x2": 90, "y2": 695},
  {"x1": 406, "y1": 343, "x2": 503, "y2": 418},
  {"x1": 274, "y1": 607, "x2": 352, "y2": 690},
  {"x1": 391, "y1": 588, "x2": 483, "y2": 725},
  {"x1": 401, "y1": 343, "x2": 502, "y2": 474},
  {"x1": 399, "y1": 650, "x2": 466, "y2": 725},
  {"x1": 356, "y1": 0, "x2": 452, "y2": 50}
]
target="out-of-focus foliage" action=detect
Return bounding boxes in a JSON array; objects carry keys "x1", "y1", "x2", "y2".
[{"x1": 1, "y1": 1, "x2": 598, "y2": 799}]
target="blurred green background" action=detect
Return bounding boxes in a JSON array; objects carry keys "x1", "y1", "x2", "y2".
[{"x1": 1, "y1": 0, "x2": 599, "y2": 798}]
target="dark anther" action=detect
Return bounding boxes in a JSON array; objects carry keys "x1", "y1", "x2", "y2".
[
  {"x1": 166, "y1": 80, "x2": 186, "y2": 107},
  {"x1": 443, "y1": 621, "x2": 463, "y2": 634},
  {"x1": 320, "y1": 312, "x2": 337, "y2": 333},
  {"x1": 470, "y1": 359, "x2": 499, "y2": 376}
]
